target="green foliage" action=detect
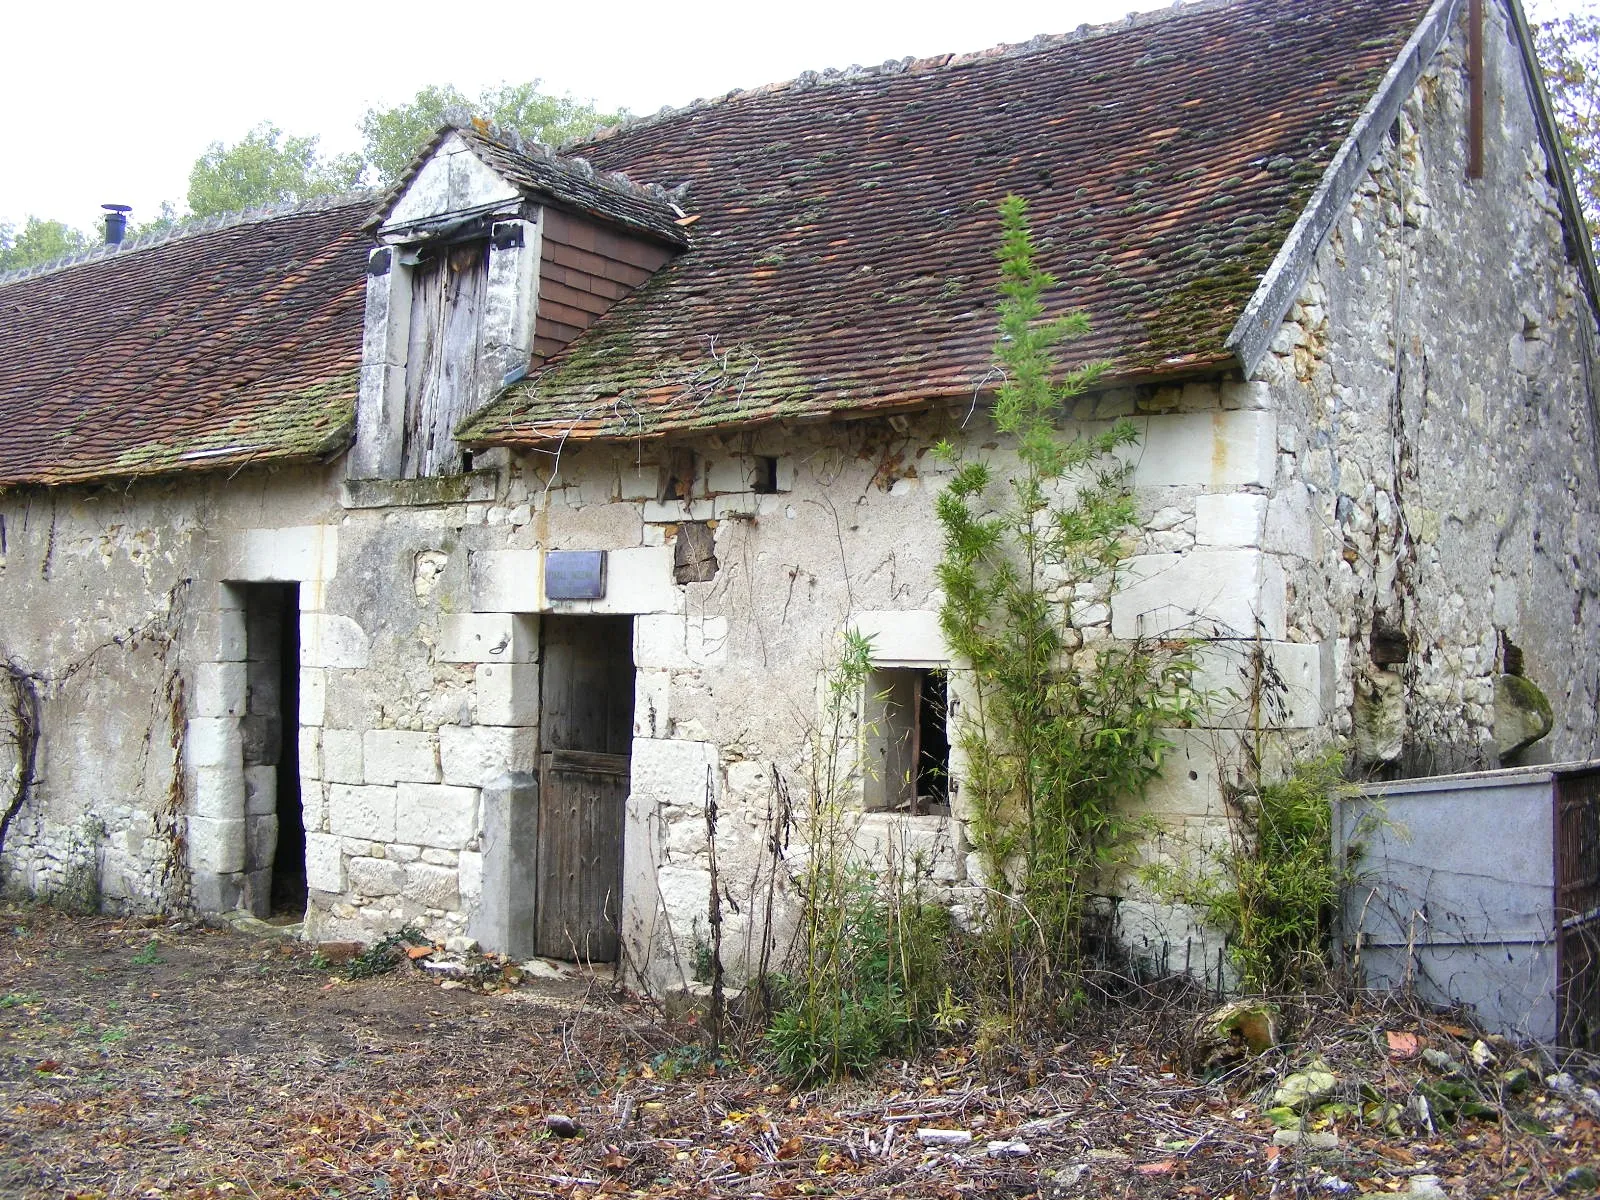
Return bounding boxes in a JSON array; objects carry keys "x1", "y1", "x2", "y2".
[
  {"x1": 0, "y1": 216, "x2": 92, "y2": 272},
  {"x1": 764, "y1": 635, "x2": 949, "y2": 1084},
  {"x1": 936, "y1": 194, "x2": 1198, "y2": 1025},
  {"x1": 187, "y1": 122, "x2": 364, "y2": 218},
  {"x1": 1148, "y1": 748, "x2": 1348, "y2": 994},
  {"x1": 131, "y1": 940, "x2": 162, "y2": 966},
  {"x1": 360, "y1": 81, "x2": 623, "y2": 184},
  {"x1": 344, "y1": 924, "x2": 427, "y2": 980},
  {"x1": 1537, "y1": 5, "x2": 1600, "y2": 231}
]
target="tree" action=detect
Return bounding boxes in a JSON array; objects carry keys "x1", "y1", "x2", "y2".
[
  {"x1": 359, "y1": 81, "x2": 623, "y2": 184},
  {"x1": 0, "y1": 217, "x2": 92, "y2": 272},
  {"x1": 1537, "y1": 5, "x2": 1600, "y2": 230},
  {"x1": 187, "y1": 123, "x2": 363, "y2": 218}
]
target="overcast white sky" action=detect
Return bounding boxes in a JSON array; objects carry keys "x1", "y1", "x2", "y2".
[{"x1": 0, "y1": 0, "x2": 1583, "y2": 234}]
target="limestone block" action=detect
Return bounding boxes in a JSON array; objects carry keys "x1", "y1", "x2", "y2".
[
  {"x1": 1111, "y1": 550, "x2": 1286, "y2": 640},
  {"x1": 191, "y1": 608, "x2": 248, "y2": 662},
  {"x1": 1495, "y1": 674, "x2": 1554, "y2": 758},
  {"x1": 395, "y1": 782, "x2": 479, "y2": 849},
  {"x1": 300, "y1": 614, "x2": 369, "y2": 669},
  {"x1": 300, "y1": 668, "x2": 327, "y2": 726},
  {"x1": 475, "y1": 663, "x2": 540, "y2": 726},
  {"x1": 469, "y1": 548, "x2": 542, "y2": 612},
  {"x1": 328, "y1": 783, "x2": 398, "y2": 843},
  {"x1": 1219, "y1": 380, "x2": 1272, "y2": 410},
  {"x1": 619, "y1": 467, "x2": 659, "y2": 501},
  {"x1": 440, "y1": 725, "x2": 539, "y2": 787},
  {"x1": 634, "y1": 613, "x2": 729, "y2": 669},
  {"x1": 223, "y1": 526, "x2": 339, "y2": 584},
  {"x1": 298, "y1": 727, "x2": 323, "y2": 780},
  {"x1": 458, "y1": 850, "x2": 484, "y2": 901},
  {"x1": 656, "y1": 864, "x2": 711, "y2": 935},
  {"x1": 348, "y1": 855, "x2": 406, "y2": 897},
  {"x1": 322, "y1": 729, "x2": 364, "y2": 784},
  {"x1": 190, "y1": 871, "x2": 243, "y2": 914},
  {"x1": 189, "y1": 816, "x2": 246, "y2": 873},
  {"x1": 705, "y1": 455, "x2": 755, "y2": 494},
  {"x1": 1195, "y1": 494, "x2": 1268, "y2": 548},
  {"x1": 247, "y1": 814, "x2": 279, "y2": 867},
  {"x1": 186, "y1": 717, "x2": 242, "y2": 769},
  {"x1": 243, "y1": 765, "x2": 278, "y2": 816},
  {"x1": 634, "y1": 668, "x2": 672, "y2": 738},
  {"x1": 190, "y1": 662, "x2": 246, "y2": 718},
  {"x1": 1189, "y1": 640, "x2": 1325, "y2": 729},
  {"x1": 850, "y1": 609, "x2": 949, "y2": 666},
  {"x1": 574, "y1": 545, "x2": 683, "y2": 615},
  {"x1": 436, "y1": 613, "x2": 539, "y2": 663},
  {"x1": 1129, "y1": 411, "x2": 1277, "y2": 489},
  {"x1": 630, "y1": 738, "x2": 718, "y2": 817},
  {"x1": 405, "y1": 861, "x2": 462, "y2": 910},
  {"x1": 189, "y1": 764, "x2": 246, "y2": 819},
  {"x1": 304, "y1": 832, "x2": 345, "y2": 892},
  {"x1": 642, "y1": 498, "x2": 714, "y2": 523},
  {"x1": 1264, "y1": 483, "x2": 1316, "y2": 559},
  {"x1": 363, "y1": 730, "x2": 441, "y2": 785},
  {"x1": 724, "y1": 760, "x2": 770, "y2": 806},
  {"x1": 1131, "y1": 730, "x2": 1230, "y2": 819},
  {"x1": 421, "y1": 847, "x2": 459, "y2": 866},
  {"x1": 300, "y1": 777, "x2": 329, "y2": 832}
]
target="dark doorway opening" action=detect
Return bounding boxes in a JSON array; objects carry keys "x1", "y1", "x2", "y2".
[
  {"x1": 241, "y1": 583, "x2": 305, "y2": 918},
  {"x1": 535, "y1": 615, "x2": 635, "y2": 962}
]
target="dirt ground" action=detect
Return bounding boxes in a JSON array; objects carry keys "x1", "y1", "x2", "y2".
[{"x1": 1, "y1": 904, "x2": 1597, "y2": 1199}]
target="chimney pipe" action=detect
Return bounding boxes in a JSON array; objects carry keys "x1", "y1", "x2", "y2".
[{"x1": 102, "y1": 204, "x2": 131, "y2": 246}]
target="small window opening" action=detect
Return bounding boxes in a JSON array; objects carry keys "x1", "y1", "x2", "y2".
[
  {"x1": 752, "y1": 456, "x2": 781, "y2": 494},
  {"x1": 863, "y1": 667, "x2": 950, "y2": 815},
  {"x1": 461, "y1": 449, "x2": 475, "y2": 473},
  {"x1": 659, "y1": 448, "x2": 697, "y2": 502}
]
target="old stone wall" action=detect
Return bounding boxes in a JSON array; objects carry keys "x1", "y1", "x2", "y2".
[{"x1": 1262, "y1": 1, "x2": 1600, "y2": 778}]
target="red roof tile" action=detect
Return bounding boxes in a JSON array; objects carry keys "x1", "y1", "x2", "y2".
[
  {"x1": 461, "y1": 0, "x2": 1433, "y2": 446},
  {"x1": 0, "y1": 197, "x2": 371, "y2": 488}
]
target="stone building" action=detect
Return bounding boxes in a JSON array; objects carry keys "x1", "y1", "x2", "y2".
[{"x1": 2, "y1": 0, "x2": 1597, "y2": 990}]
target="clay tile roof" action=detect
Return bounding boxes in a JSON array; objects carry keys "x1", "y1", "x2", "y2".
[
  {"x1": 0, "y1": 196, "x2": 371, "y2": 488},
  {"x1": 461, "y1": 0, "x2": 1433, "y2": 447},
  {"x1": 369, "y1": 123, "x2": 690, "y2": 248}
]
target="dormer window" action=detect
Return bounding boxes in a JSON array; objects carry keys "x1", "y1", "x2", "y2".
[{"x1": 348, "y1": 125, "x2": 688, "y2": 482}]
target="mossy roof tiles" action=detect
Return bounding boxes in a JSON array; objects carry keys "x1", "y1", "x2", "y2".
[
  {"x1": 0, "y1": 198, "x2": 370, "y2": 487},
  {"x1": 462, "y1": 0, "x2": 1433, "y2": 446}
]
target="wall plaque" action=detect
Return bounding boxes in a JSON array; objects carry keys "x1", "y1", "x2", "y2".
[{"x1": 545, "y1": 550, "x2": 607, "y2": 601}]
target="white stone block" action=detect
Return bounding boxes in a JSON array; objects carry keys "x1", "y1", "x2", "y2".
[
  {"x1": 850, "y1": 609, "x2": 949, "y2": 666},
  {"x1": 634, "y1": 668, "x2": 672, "y2": 738},
  {"x1": 300, "y1": 614, "x2": 369, "y2": 669},
  {"x1": 620, "y1": 467, "x2": 659, "y2": 501},
  {"x1": 190, "y1": 662, "x2": 246, "y2": 718},
  {"x1": 469, "y1": 549, "x2": 542, "y2": 612},
  {"x1": 475, "y1": 663, "x2": 540, "y2": 726},
  {"x1": 298, "y1": 727, "x2": 323, "y2": 780},
  {"x1": 1219, "y1": 380, "x2": 1272, "y2": 409},
  {"x1": 458, "y1": 850, "x2": 484, "y2": 901},
  {"x1": 1196, "y1": 493, "x2": 1268, "y2": 548},
  {"x1": 363, "y1": 730, "x2": 441, "y2": 784},
  {"x1": 300, "y1": 668, "x2": 327, "y2": 726},
  {"x1": 436, "y1": 613, "x2": 539, "y2": 663},
  {"x1": 328, "y1": 783, "x2": 397, "y2": 843},
  {"x1": 348, "y1": 856, "x2": 405, "y2": 896},
  {"x1": 546, "y1": 545, "x2": 682, "y2": 615},
  {"x1": 224, "y1": 525, "x2": 339, "y2": 584},
  {"x1": 440, "y1": 724, "x2": 539, "y2": 787},
  {"x1": 1111, "y1": 550, "x2": 1286, "y2": 640},
  {"x1": 322, "y1": 729, "x2": 364, "y2": 784},
  {"x1": 189, "y1": 764, "x2": 246, "y2": 819},
  {"x1": 404, "y1": 861, "x2": 461, "y2": 910},
  {"x1": 1128, "y1": 411, "x2": 1277, "y2": 489},
  {"x1": 247, "y1": 814, "x2": 279, "y2": 867},
  {"x1": 243, "y1": 765, "x2": 278, "y2": 816},
  {"x1": 634, "y1": 613, "x2": 728, "y2": 669},
  {"x1": 186, "y1": 717, "x2": 242, "y2": 769},
  {"x1": 300, "y1": 777, "x2": 329, "y2": 832},
  {"x1": 629, "y1": 738, "x2": 718, "y2": 816},
  {"x1": 1190, "y1": 640, "x2": 1325, "y2": 729},
  {"x1": 304, "y1": 832, "x2": 345, "y2": 892},
  {"x1": 705, "y1": 455, "x2": 754, "y2": 494},
  {"x1": 1263, "y1": 483, "x2": 1316, "y2": 559},
  {"x1": 191, "y1": 609, "x2": 248, "y2": 662},
  {"x1": 395, "y1": 782, "x2": 479, "y2": 849},
  {"x1": 189, "y1": 815, "x2": 246, "y2": 873}
]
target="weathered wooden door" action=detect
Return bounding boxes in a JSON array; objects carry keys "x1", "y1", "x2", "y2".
[
  {"x1": 401, "y1": 240, "x2": 489, "y2": 478},
  {"x1": 534, "y1": 616, "x2": 634, "y2": 961}
]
